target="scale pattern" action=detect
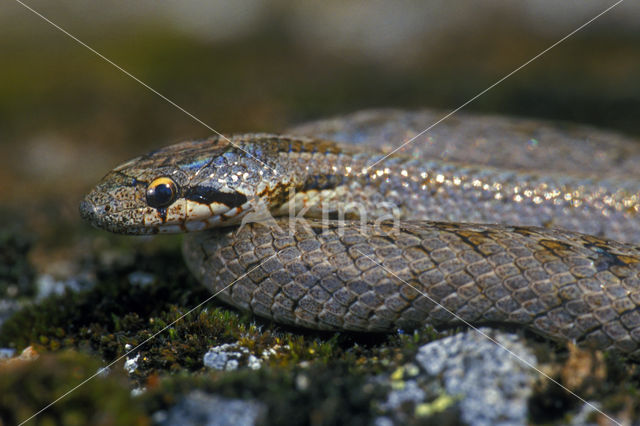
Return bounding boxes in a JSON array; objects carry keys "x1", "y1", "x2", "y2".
[
  {"x1": 80, "y1": 110, "x2": 640, "y2": 359},
  {"x1": 184, "y1": 219, "x2": 640, "y2": 359}
]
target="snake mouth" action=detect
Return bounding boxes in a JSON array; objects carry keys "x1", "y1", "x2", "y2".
[{"x1": 80, "y1": 191, "x2": 256, "y2": 234}]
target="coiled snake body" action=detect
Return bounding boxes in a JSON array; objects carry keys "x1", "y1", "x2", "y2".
[{"x1": 80, "y1": 110, "x2": 640, "y2": 359}]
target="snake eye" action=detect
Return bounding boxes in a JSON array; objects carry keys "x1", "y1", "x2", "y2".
[{"x1": 146, "y1": 177, "x2": 178, "y2": 208}]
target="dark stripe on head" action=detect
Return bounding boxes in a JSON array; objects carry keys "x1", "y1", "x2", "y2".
[{"x1": 184, "y1": 186, "x2": 248, "y2": 208}]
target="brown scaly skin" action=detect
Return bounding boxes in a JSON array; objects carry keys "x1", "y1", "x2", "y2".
[
  {"x1": 183, "y1": 219, "x2": 640, "y2": 360},
  {"x1": 80, "y1": 110, "x2": 640, "y2": 359}
]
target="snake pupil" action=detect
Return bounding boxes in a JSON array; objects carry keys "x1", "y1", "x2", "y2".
[{"x1": 146, "y1": 177, "x2": 177, "y2": 208}]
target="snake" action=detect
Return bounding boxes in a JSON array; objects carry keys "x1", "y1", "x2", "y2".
[{"x1": 80, "y1": 109, "x2": 640, "y2": 360}]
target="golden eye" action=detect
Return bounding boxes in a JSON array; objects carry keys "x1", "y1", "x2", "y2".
[{"x1": 146, "y1": 177, "x2": 177, "y2": 208}]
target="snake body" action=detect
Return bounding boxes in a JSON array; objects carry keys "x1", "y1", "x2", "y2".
[{"x1": 80, "y1": 110, "x2": 640, "y2": 359}]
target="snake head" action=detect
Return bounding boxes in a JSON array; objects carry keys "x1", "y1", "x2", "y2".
[{"x1": 80, "y1": 135, "x2": 288, "y2": 234}]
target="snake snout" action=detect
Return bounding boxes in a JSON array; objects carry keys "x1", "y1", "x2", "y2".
[
  {"x1": 79, "y1": 198, "x2": 123, "y2": 233},
  {"x1": 79, "y1": 199, "x2": 99, "y2": 225}
]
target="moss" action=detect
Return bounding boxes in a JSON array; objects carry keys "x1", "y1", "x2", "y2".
[
  {"x1": 0, "y1": 245, "x2": 209, "y2": 357},
  {"x1": 0, "y1": 350, "x2": 148, "y2": 425},
  {"x1": 136, "y1": 327, "x2": 446, "y2": 425}
]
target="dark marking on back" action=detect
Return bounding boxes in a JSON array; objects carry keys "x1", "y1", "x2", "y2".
[
  {"x1": 185, "y1": 186, "x2": 248, "y2": 208},
  {"x1": 377, "y1": 234, "x2": 396, "y2": 245},
  {"x1": 454, "y1": 229, "x2": 493, "y2": 257},
  {"x1": 584, "y1": 243, "x2": 632, "y2": 272},
  {"x1": 512, "y1": 227, "x2": 540, "y2": 238},
  {"x1": 539, "y1": 239, "x2": 573, "y2": 252}
]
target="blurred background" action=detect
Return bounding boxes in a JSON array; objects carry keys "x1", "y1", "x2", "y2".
[{"x1": 2, "y1": 0, "x2": 640, "y2": 264}]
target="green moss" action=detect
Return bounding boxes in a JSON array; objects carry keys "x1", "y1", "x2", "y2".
[
  {"x1": 0, "y1": 350, "x2": 148, "y2": 425},
  {"x1": 134, "y1": 327, "x2": 445, "y2": 425},
  {"x1": 0, "y1": 246, "x2": 208, "y2": 356}
]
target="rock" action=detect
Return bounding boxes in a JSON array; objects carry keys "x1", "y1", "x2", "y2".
[
  {"x1": 0, "y1": 348, "x2": 16, "y2": 359},
  {"x1": 203, "y1": 343, "x2": 262, "y2": 371},
  {"x1": 124, "y1": 353, "x2": 140, "y2": 375},
  {"x1": 154, "y1": 391, "x2": 266, "y2": 426},
  {"x1": 376, "y1": 328, "x2": 536, "y2": 424},
  {"x1": 415, "y1": 328, "x2": 536, "y2": 426}
]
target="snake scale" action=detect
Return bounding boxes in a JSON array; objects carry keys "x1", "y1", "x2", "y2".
[{"x1": 80, "y1": 110, "x2": 640, "y2": 359}]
